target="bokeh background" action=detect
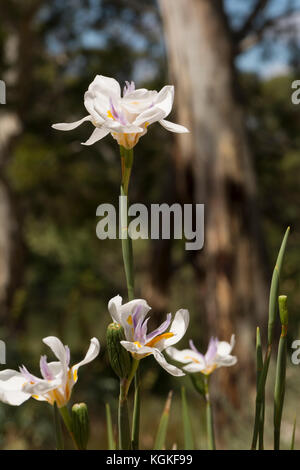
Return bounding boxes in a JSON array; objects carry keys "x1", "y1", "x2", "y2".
[{"x1": 0, "y1": 0, "x2": 300, "y2": 450}]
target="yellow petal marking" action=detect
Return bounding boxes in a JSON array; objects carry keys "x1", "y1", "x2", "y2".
[
  {"x1": 107, "y1": 110, "x2": 115, "y2": 119},
  {"x1": 184, "y1": 356, "x2": 200, "y2": 364},
  {"x1": 146, "y1": 332, "x2": 174, "y2": 349},
  {"x1": 127, "y1": 315, "x2": 133, "y2": 325}
]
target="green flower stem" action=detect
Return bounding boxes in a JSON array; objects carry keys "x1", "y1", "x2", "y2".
[
  {"x1": 59, "y1": 405, "x2": 79, "y2": 450},
  {"x1": 131, "y1": 367, "x2": 141, "y2": 450},
  {"x1": 119, "y1": 145, "x2": 141, "y2": 449},
  {"x1": 118, "y1": 379, "x2": 131, "y2": 450},
  {"x1": 204, "y1": 376, "x2": 216, "y2": 450},
  {"x1": 53, "y1": 402, "x2": 64, "y2": 450}
]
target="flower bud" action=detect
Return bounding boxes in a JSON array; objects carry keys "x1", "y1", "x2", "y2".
[
  {"x1": 106, "y1": 322, "x2": 132, "y2": 379},
  {"x1": 278, "y1": 295, "x2": 288, "y2": 328},
  {"x1": 72, "y1": 403, "x2": 89, "y2": 450}
]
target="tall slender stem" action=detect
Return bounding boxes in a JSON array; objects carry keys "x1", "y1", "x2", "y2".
[
  {"x1": 131, "y1": 367, "x2": 141, "y2": 449},
  {"x1": 118, "y1": 378, "x2": 131, "y2": 450},
  {"x1": 59, "y1": 405, "x2": 79, "y2": 450},
  {"x1": 204, "y1": 376, "x2": 216, "y2": 450},
  {"x1": 118, "y1": 145, "x2": 140, "y2": 448},
  {"x1": 53, "y1": 402, "x2": 64, "y2": 450}
]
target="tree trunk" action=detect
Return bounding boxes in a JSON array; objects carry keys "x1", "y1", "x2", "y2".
[{"x1": 159, "y1": 0, "x2": 269, "y2": 407}]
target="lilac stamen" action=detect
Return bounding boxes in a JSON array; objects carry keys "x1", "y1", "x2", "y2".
[
  {"x1": 134, "y1": 316, "x2": 149, "y2": 344},
  {"x1": 19, "y1": 365, "x2": 38, "y2": 383},
  {"x1": 123, "y1": 80, "x2": 135, "y2": 97},
  {"x1": 40, "y1": 355, "x2": 54, "y2": 381},
  {"x1": 189, "y1": 339, "x2": 199, "y2": 354},
  {"x1": 132, "y1": 305, "x2": 143, "y2": 331},
  {"x1": 205, "y1": 337, "x2": 218, "y2": 364},
  {"x1": 145, "y1": 313, "x2": 172, "y2": 343},
  {"x1": 109, "y1": 97, "x2": 127, "y2": 126}
]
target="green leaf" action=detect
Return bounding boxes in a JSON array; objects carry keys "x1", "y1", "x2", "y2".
[
  {"x1": 181, "y1": 387, "x2": 194, "y2": 450},
  {"x1": 251, "y1": 227, "x2": 290, "y2": 450},
  {"x1": 268, "y1": 227, "x2": 290, "y2": 345},
  {"x1": 154, "y1": 391, "x2": 173, "y2": 450}
]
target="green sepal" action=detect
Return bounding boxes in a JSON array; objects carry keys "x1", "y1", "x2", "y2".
[{"x1": 190, "y1": 373, "x2": 206, "y2": 399}]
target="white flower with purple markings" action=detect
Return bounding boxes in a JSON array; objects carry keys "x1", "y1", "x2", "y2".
[
  {"x1": 0, "y1": 336, "x2": 100, "y2": 407},
  {"x1": 52, "y1": 75, "x2": 189, "y2": 149},
  {"x1": 166, "y1": 335, "x2": 237, "y2": 376},
  {"x1": 108, "y1": 295, "x2": 189, "y2": 376}
]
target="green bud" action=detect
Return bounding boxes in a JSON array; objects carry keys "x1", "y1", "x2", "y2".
[
  {"x1": 278, "y1": 295, "x2": 288, "y2": 327},
  {"x1": 106, "y1": 322, "x2": 132, "y2": 379},
  {"x1": 72, "y1": 403, "x2": 89, "y2": 450}
]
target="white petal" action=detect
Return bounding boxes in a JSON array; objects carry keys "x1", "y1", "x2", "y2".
[
  {"x1": 81, "y1": 127, "x2": 109, "y2": 145},
  {"x1": 72, "y1": 337, "x2": 100, "y2": 375},
  {"x1": 84, "y1": 91, "x2": 107, "y2": 124},
  {"x1": 108, "y1": 295, "x2": 123, "y2": 324},
  {"x1": 133, "y1": 106, "x2": 165, "y2": 128},
  {"x1": 105, "y1": 120, "x2": 143, "y2": 134},
  {"x1": 0, "y1": 389, "x2": 30, "y2": 406},
  {"x1": 47, "y1": 361, "x2": 64, "y2": 379},
  {"x1": 159, "y1": 119, "x2": 189, "y2": 133},
  {"x1": 88, "y1": 75, "x2": 121, "y2": 99},
  {"x1": 122, "y1": 89, "x2": 158, "y2": 114},
  {"x1": 217, "y1": 335, "x2": 235, "y2": 357},
  {"x1": 156, "y1": 309, "x2": 189, "y2": 350},
  {"x1": 216, "y1": 355, "x2": 237, "y2": 368},
  {"x1": 120, "y1": 341, "x2": 153, "y2": 356},
  {"x1": 23, "y1": 378, "x2": 62, "y2": 396},
  {"x1": 166, "y1": 346, "x2": 204, "y2": 365},
  {"x1": 109, "y1": 296, "x2": 151, "y2": 341},
  {"x1": 183, "y1": 362, "x2": 205, "y2": 373},
  {"x1": 155, "y1": 85, "x2": 174, "y2": 117},
  {"x1": 42, "y1": 336, "x2": 68, "y2": 384},
  {"x1": 43, "y1": 337, "x2": 67, "y2": 364},
  {"x1": 152, "y1": 349, "x2": 185, "y2": 376},
  {"x1": 52, "y1": 115, "x2": 92, "y2": 131},
  {"x1": 0, "y1": 370, "x2": 30, "y2": 406}
]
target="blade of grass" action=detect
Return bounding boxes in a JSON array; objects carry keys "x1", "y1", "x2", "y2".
[
  {"x1": 181, "y1": 387, "x2": 194, "y2": 450},
  {"x1": 251, "y1": 227, "x2": 290, "y2": 449},
  {"x1": 274, "y1": 295, "x2": 288, "y2": 450},
  {"x1": 291, "y1": 416, "x2": 296, "y2": 450},
  {"x1": 256, "y1": 327, "x2": 264, "y2": 449},
  {"x1": 105, "y1": 403, "x2": 116, "y2": 450},
  {"x1": 154, "y1": 391, "x2": 173, "y2": 450}
]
